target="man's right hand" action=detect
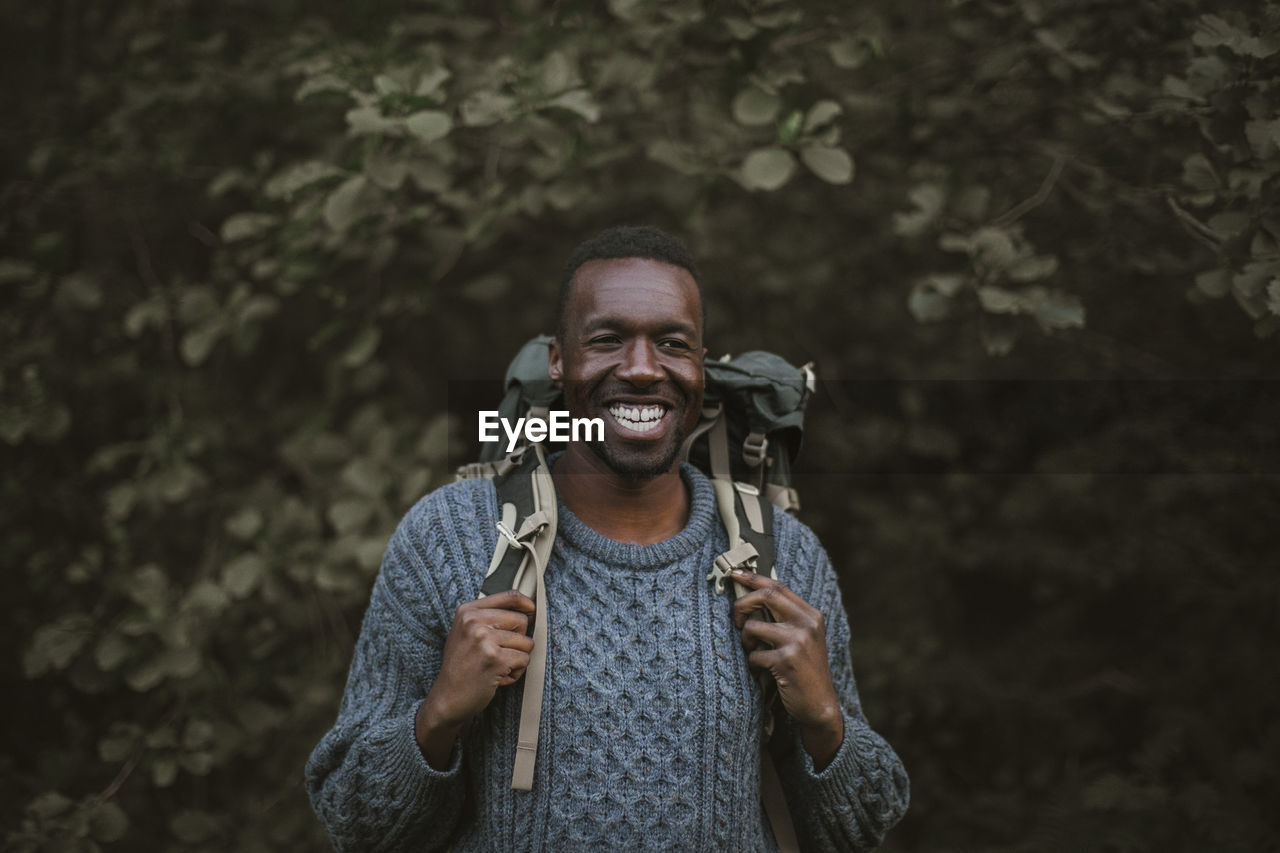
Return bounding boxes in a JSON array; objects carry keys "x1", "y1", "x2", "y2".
[{"x1": 414, "y1": 590, "x2": 536, "y2": 769}]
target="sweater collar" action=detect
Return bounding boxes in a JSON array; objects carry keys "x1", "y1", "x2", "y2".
[{"x1": 550, "y1": 454, "x2": 718, "y2": 570}]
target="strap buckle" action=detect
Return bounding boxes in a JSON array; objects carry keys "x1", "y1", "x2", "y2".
[
  {"x1": 707, "y1": 542, "x2": 759, "y2": 594},
  {"x1": 742, "y1": 432, "x2": 768, "y2": 469},
  {"x1": 496, "y1": 508, "x2": 552, "y2": 550}
]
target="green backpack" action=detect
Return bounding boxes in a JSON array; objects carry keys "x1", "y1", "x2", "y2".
[{"x1": 455, "y1": 335, "x2": 816, "y2": 850}]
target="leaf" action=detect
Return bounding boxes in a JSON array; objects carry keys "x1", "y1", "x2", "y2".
[
  {"x1": 373, "y1": 73, "x2": 402, "y2": 96},
  {"x1": 28, "y1": 792, "x2": 74, "y2": 820},
  {"x1": 548, "y1": 89, "x2": 601, "y2": 122},
  {"x1": 460, "y1": 91, "x2": 517, "y2": 126},
  {"x1": 803, "y1": 100, "x2": 843, "y2": 133},
  {"x1": 414, "y1": 67, "x2": 451, "y2": 96},
  {"x1": 1008, "y1": 255, "x2": 1059, "y2": 283},
  {"x1": 323, "y1": 175, "x2": 374, "y2": 232},
  {"x1": 829, "y1": 37, "x2": 872, "y2": 69},
  {"x1": 152, "y1": 755, "x2": 179, "y2": 787},
  {"x1": 264, "y1": 161, "x2": 343, "y2": 199},
  {"x1": 741, "y1": 148, "x2": 796, "y2": 191},
  {"x1": 345, "y1": 105, "x2": 400, "y2": 136},
  {"x1": 54, "y1": 272, "x2": 103, "y2": 310},
  {"x1": 909, "y1": 282, "x2": 952, "y2": 323},
  {"x1": 732, "y1": 87, "x2": 781, "y2": 127},
  {"x1": 327, "y1": 498, "x2": 374, "y2": 534},
  {"x1": 800, "y1": 145, "x2": 854, "y2": 184},
  {"x1": 0, "y1": 258, "x2": 35, "y2": 284},
  {"x1": 295, "y1": 73, "x2": 350, "y2": 101},
  {"x1": 1193, "y1": 14, "x2": 1279, "y2": 59},
  {"x1": 1245, "y1": 120, "x2": 1280, "y2": 160},
  {"x1": 23, "y1": 614, "x2": 92, "y2": 677},
  {"x1": 1181, "y1": 154, "x2": 1219, "y2": 192},
  {"x1": 128, "y1": 564, "x2": 170, "y2": 610},
  {"x1": 1195, "y1": 269, "x2": 1229, "y2": 298},
  {"x1": 89, "y1": 801, "x2": 129, "y2": 843},
  {"x1": 223, "y1": 553, "x2": 266, "y2": 598},
  {"x1": 1030, "y1": 288, "x2": 1085, "y2": 330},
  {"x1": 225, "y1": 507, "x2": 263, "y2": 540},
  {"x1": 894, "y1": 184, "x2": 946, "y2": 238},
  {"x1": 1267, "y1": 280, "x2": 1280, "y2": 316},
  {"x1": 969, "y1": 227, "x2": 1018, "y2": 270},
  {"x1": 405, "y1": 110, "x2": 453, "y2": 142},
  {"x1": 978, "y1": 285, "x2": 1023, "y2": 314},
  {"x1": 184, "y1": 580, "x2": 229, "y2": 614},
  {"x1": 341, "y1": 326, "x2": 381, "y2": 367},
  {"x1": 539, "y1": 51, "x2": 579, "y2": 94},
  {"x1": 126, "y1": 659, "x2": 166, "y2": 692},
  {"x1": 94, "y1": 632, "x2": 130, "y2": 671},
  {"x1": 180, "y1": 320, "x2": 224, "y2": 366},
  {"x1": 646, "y1": 140, "x2": 701, "y2": 176},
  {"x1": 220, "y1": 213, "x2": 279, "y2": 243},
  {"x1": 341, "y1": 458, "x2": 385, "y2": 497}
]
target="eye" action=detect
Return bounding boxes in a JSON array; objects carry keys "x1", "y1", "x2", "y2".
[
  {"x1": 588, "y1": 334, "x2": 621, "y2": 346},
  {"x1": 659, "y1": 339, "x2": 691, "y2": 350}
]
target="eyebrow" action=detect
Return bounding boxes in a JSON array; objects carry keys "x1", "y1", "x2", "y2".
[{"x1": 583, "y1": 316, "x2": 699, "y2": 337}]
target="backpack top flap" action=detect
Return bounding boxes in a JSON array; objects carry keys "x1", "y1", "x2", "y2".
[
  {"x1": 478, "y1": 335, "x2": 564, "y2": 463},
  {"x1": 695, "y1": 351, "x2": 812, "y2": 488}
]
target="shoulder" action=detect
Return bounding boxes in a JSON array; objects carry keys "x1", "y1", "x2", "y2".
[
  {"x1": 394, "y1": 476, "x2": 498, "y2": 549},
  {"x1": 374, "y1": 477, "x2": 500, "y2": 633},
  {"x1": 771, "y1": 508, "x2": 838, "y2": 605}
]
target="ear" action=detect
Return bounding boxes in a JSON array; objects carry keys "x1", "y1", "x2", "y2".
[{"x1": 548, "y1": 338, "x2": 563, "y2": 386}]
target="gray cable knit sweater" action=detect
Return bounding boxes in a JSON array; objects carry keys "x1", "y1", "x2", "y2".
[{"x1": 306, "y1": 462, "x2": 908, "y2": 851}]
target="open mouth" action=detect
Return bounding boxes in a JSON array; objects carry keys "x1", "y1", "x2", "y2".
[{"x1": 607, "y1": 402, "x2": 669, "y2": 434}]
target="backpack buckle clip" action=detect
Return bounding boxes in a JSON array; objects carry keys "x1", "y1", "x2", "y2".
[
  {"x1": 742, "y1": 432, "x2": 768, "y2": 469},
  {"x1": 707, "y1": 542, "x2": 759, "y2": 594}
]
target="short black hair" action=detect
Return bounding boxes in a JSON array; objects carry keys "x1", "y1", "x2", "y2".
[{"x1": 556, "y1": 225, "x2": 704, "y2": 338}]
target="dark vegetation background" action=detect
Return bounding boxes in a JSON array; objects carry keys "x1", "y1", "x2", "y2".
[{"x1": 3, "y1": 0, "x2": 1278, "y2": 850}]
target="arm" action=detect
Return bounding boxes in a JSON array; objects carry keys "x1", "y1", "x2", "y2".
[
  {"x1": 304, "y1": 542, "x2": 466, "y2": 853},
  {"x1": 732, "y1": 527, "x2": 909, "y2": 851}
]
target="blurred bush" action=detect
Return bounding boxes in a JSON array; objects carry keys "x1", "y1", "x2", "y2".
[{"x1": 2, "y1": 0, "x2": 1277, "y2": 850}]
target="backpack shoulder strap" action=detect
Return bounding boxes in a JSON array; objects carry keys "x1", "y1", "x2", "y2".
[
  {"x1": 456, "y1": 443, "x2": 557, "y2": 792},
  {"x1": 704, "y1": 469, "x2": 799, "y2": 853}
]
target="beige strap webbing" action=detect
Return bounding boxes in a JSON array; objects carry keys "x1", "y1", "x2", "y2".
[
  {"x1": 764, "y1": 483, "x2": 800, "y2": 512},
  {"x1": 511, "y1": 522, "x2": 549, "y2": 790},
  {"x1": 708, "y1": 414, "x2": 733, "y2": 481},
  {"x1": 707, "y1": 480, "x2": 798, "y2": 851},
  {"x1": 679, "y1": 404, "x2": 723, "y2": 462},
  {"x1": 502, "y1": 458, "x2": 557, "y2": 791}
]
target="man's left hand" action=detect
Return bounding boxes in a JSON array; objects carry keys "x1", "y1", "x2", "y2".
[{"x1": 730, "y1": 568, "x2": 844, "y2": 770}]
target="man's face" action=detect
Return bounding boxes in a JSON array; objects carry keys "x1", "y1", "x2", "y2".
[{"x1": 549, "y1": 258, "x2": 706, "y2": 481}]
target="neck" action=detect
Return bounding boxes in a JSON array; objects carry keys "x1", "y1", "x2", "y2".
[{"x1": 551, "y1": 445, "x2": 690, "y2": 544}]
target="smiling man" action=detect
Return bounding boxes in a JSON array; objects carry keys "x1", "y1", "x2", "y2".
[{"x1": 306, "y1": 226, "x2": 909, "y2": 852}]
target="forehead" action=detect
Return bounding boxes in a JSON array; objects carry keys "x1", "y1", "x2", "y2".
[{"x1": 566, "y1": 257, "x2": 701, "y2": 331}]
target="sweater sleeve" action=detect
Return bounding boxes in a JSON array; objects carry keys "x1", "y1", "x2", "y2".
[
  {"x1": 773, "y1": 522, "x2": 910, "y2": 852},
  {"x1": 305, "y1": 502, "x2": 470, "y2": 853}
]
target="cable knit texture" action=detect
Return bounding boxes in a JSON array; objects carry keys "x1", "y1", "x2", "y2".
[{"x1": 306, "y1": 462, "x2": 909, "y2": 851}]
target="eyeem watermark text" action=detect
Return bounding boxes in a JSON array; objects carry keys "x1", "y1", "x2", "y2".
[{"x1": 479, "y1": 410, "x2": 604, "y2": 453}]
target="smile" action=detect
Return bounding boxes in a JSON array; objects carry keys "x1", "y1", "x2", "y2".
[{"x1": 607, "y1": 403, "x2": 669, "y2": 434}]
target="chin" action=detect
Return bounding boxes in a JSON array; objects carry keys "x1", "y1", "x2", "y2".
[{"x1": 591, "y1": 442, "x2": 682, "y2": 482}]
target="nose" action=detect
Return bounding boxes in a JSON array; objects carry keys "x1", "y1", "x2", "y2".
[{"x1": 615, "y1": 339, "x2": 664, "y2": 388}]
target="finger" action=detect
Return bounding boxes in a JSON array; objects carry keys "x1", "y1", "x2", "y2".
[
  {"x1": 476, "y1": 608, "x2": 531, "y2": 634},
  {"x1": 494, "y1": 631, "x2": 535, "y2": 653},
  {"x1": 747, "y1": 647, "x2": 785, "y2": 673},
  {"x1": 494, "y1": 647, "x2": 531, "y2": 684},
  {"x1": 731, "y1": 578, "x2": 809, "y2": 627},
  {"x1": 478, "y1": 589, "x2": 537, "y2": 613},
  {"x1": 740, "y1": 618, "x2": 796, "y2": 651}
]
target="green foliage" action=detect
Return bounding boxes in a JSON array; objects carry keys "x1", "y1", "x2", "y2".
[{"x1": 3, "y1": 0, "x2": 1278, "y2": 851}]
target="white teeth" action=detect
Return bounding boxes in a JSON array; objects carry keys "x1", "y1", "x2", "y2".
[{"x1": 608, "y1": 404, "x2": 667, "y2": 432}]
